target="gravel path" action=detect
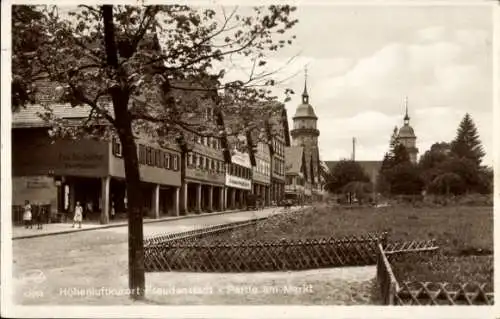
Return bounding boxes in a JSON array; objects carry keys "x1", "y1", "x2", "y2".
[
  {"x1": 143, "y1": 266, "x2": 378, "y2": 305},
  {"x1": 12, "y1": 207, "x2": 379, "y2": 305}
]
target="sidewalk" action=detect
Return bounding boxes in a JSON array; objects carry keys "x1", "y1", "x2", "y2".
[{"x1": 12, "y1": 208, "x2": 248, "y2": 240}]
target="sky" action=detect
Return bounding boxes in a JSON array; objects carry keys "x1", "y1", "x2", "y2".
[
  {"x1": 56, "y1": 3, "x2": 494, "y2": 166},
  {"x1": 220, "y1": 4, "x2": 494, "y2": 166}
]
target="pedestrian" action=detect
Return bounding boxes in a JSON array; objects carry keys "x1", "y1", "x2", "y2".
[
  {"x1": 110, "y1": 202, "x2": 116, "y2": 220},
  {"x1": 85, "y1": 201, "x2": 93, "y2": 221},
  {"x1": 72, "y1": 201, "x2": 83, "y2": 228},
  {"x1": 23, "y1": 200, "x2": 32, "y2": 229},
  {"x1": 34, "y1": 205, "x2": 45, "y2": 229}
]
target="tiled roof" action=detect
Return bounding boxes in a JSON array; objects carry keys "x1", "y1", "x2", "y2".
[
  {"x1": 285, "y1": 146, "x2": 304, "y2": 174},
  {"x1": 12, "y1": 104, "x2": 114, "y2": 128}
]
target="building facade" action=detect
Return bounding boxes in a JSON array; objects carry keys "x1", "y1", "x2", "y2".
[
  {"x1": 397, "y1": 97, "x2": 419, "y2": 164},
  {"x1": 12, "y1": 105, "x2": 181, "y2": 224},
  {"x1": 284, "y1": 146, "x2": 308, "y2": 203},
  {"x1": 290, "y1": 74, "x2": 322, "y2": 200},
  {"x1": 269, "y1": 105, "x2": 290, "y2": 204},
  {"x1": 183, "y1": 132, "x2": 226, "y2": 214},
  {"x1": 225, "y1": 150, "x2": 253, "y2": 209},
  {"x1": 252, "y1": 139, "x2": 271, "y2": 205}
]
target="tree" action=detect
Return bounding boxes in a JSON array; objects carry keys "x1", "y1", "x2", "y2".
[
  {"x1": 418, "y1": 142, "x2": 451, "y2": 186},
  {"x1": 384, "y1": 162, "x2": 424, "y2": 195},
  {"x1": 427, "y1": 172, "x2": 465, "y2": 196},
  {"x1": 392, "y1": 143, "x2": 410, "y2": 166},
  {"x1": 450, "y1": 113, "x2": 485, "y2": 167},
  {"x1": 12, "y1": 4, "x2": 298, "y2": 299},
  {"x1": 378, "y1": 126, "x2": 410, "y2": 195},
  {"x1": 437, "y1": 157, "x2": 481, "y2": 194},
  {"x1": 389, "y1": 126, "x2": 399, "y2": 157},
  {"x1": 12, "y1": 5, "x2": 51, "y2": 108},
  {"x1": 325, "y1": 160, "x2": 370, "y2": 193}
]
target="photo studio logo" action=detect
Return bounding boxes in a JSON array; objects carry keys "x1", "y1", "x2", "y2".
[{"x1": 20, "y1": 269, "x2": 46, "y2": 298}]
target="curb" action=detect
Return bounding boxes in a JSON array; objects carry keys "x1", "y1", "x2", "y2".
[{"x1": 12, "y1": 208, "x2": 257, "y2": 240}]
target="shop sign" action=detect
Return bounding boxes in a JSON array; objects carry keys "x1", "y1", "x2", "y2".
[
  {"x1": 231, "y1": 151, "x2": 251, "y2": 168},
  {"x1": 26, "y1": 176, "x2": 53, "y2": 189},
  {"x1": 226, "y1": 175, "x2": 252, "y2": 190},
  {"x1": 59, "y1": 152, "x2": 104, "y2": 170},
  {"x1": 187, "y1": 168, "x2": 225, "y2": 184}
]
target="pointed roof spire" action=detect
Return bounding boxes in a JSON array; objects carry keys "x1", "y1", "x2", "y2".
[
  {"x1": 302, "y1": 65, "x2": 309, "y2": 104},
  {"x1": 404, "y1": 96, "x2": 410, "y2": 123}
]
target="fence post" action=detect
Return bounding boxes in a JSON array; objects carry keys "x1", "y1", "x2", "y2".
[
  {"x1": 381, "y1": 232, "x2": 388, "y2": 249},
  {"x1": 388, "y1": 281, "x2": 396, "y2": 305}
]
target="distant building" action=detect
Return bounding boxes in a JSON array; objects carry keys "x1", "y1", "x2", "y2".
[
  {"x1": 251, "y1": 129, "x2": 271, "y2": 205},
  {"x1": 397, "y1": 97, "x2": 419, "y2": 164},
  {"x1": 290, "y1": 71, "x2": 322, "y2": 200},
  {"x1": 284, "y1": 146, "x2": 309, "y2": 202}
]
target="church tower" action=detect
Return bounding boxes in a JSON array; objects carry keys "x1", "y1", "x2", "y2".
[
  {"x1": 290, "y1": 69, "x2": 321, "y2": 187},
  {"x1": 397, "y1": 97, "x2": 419, "y2": 163}
]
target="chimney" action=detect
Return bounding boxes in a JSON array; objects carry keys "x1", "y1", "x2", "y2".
[{"x1": 352, "y1": 137, "x2": 356, "y2": 161}]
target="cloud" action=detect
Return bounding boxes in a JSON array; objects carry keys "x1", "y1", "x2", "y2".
[
  {"x1": 416, "y1": 26, "x2": 448, "y2": 42},
  {"x1": 207, "y1": 12, "x2": 492, "y2": 166}
]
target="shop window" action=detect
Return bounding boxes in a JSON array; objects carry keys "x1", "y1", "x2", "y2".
[
  {"x1": 146, "y1": 147, "x2": 152, "y2": 165},
  {"x1": 165, "y1": 153, "x2": 171, "y2": 169},
  {"x1": 173, "y1": 154, "x2": 179, "y2": 171},
  {"x1": 138, "y1": 145, "x2": 146, "y2": 164},
  {"x1": 159, "y1": 150, "x2": 164, "y2": 168},
  {"x1": 158, "y1": 150, "x2": 163, "y2": 167},
  {"x1": 151, "y1": 148, "x2": 156, "y2": 166},
  {"x1": 192, "y1": 153, "x2": 197, "y2": 168},
  {"x1": 112, "y1": 137, "x2": 122, "y2": 157}
]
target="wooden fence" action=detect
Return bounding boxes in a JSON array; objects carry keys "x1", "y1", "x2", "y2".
[
  {"x1": 143, "y1": 217, "x2": 267, "y2": 246},
  {"x1": 395, "y1": 281, "x2": 493, "y2": 305},
  {"x1": 376, "y1": 243, "x2": 399, "y2": 305},
  {"x1": 376, "y1": 242, "x2": 494, "y2": 305},
  {"x1": 144, "y1": 232, "x2": 388, "y2": 272}
]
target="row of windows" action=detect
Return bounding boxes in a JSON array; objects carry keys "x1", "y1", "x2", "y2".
[
  {"x1": 112, "y1": 138, "x2": 180, "y2": 171},
  {"x1": 138, "y1": 145, "x2": 179, "y2": 171},
  {"x1": 194, "y1": 135, "x2": 221, "y2": 149},
  {"x1": 254, "y1": 159, "x2": 270, "y2": 175},
  {"x1": 227, "y1": 163, "x2": 252, "y2": 180},
  {"x1": 273, "y1": 138, "x2": 284, "y2": 156},
  {"x1": 187, "y1": 152, "x2": 225, "y2": 173},
  {"x1": 274, "y1": 158, "x2": 285, "y2": 176}
]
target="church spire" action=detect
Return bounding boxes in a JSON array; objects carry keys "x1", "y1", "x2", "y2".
[
  {"x1": 403, "y1": 96, "x2": 410, "y2": 125},
  {"x1": 302, "y1": 66, "x2": 309, "y2": 104}
]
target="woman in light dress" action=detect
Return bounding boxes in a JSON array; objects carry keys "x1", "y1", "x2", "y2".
[
  {"x1": 23, "y1": 200, "x2": 32, "y2": 229},
  {"x1": 72, "y1": 201, "x2": 83, "y2": 228}
]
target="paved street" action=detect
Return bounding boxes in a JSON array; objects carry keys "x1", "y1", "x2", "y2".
[
  {"x1": 12, "y1": 208, "x2": 278, "y2": 239},
  {"x1": 12, "y1": 207, "x2": 301, "y2": 305}
]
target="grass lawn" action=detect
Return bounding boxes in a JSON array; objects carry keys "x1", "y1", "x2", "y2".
[
  {"x1": 196, "y1": 205, "x2": 493, "y2": 254},
  {"x1": 193, "y1": 205, "x2": 493, "y2": 288}
]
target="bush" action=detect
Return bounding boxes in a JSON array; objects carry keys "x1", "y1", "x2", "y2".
[{"x1": 456, "y1": 193, "x2": 493, "y2": 206}]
